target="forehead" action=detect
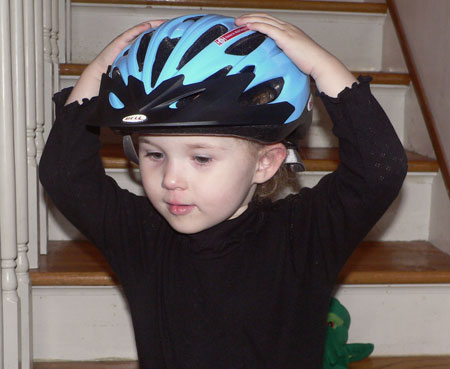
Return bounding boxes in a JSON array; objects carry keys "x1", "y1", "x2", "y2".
[{"x1": 138, "y1": 134, "x2": 249, "y2": 150}]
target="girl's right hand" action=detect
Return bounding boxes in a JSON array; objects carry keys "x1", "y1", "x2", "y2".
[{"x1": 65, "y1": 19, "x2": 166, "y2": 105}]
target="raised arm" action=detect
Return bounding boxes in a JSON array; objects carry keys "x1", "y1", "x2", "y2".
[
  {"x1": 236, "y1": 14, "x2": 407, "y2": 281},
  {"x1": 40, "y1": 20, "x2": 166, "y2": 278}
]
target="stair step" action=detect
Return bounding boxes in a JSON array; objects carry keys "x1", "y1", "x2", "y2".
[
  {"x1": 32, "y1": 356, "x2": 450, "y2": 368},
  {"x1": 59, "y1": 63, "x2": 411, "y2": 85},
  {"x1": 34, "y1": 363, "x2": 138, "y2": 369},
  {"x1": 72, "y1": 0, "x2": 388, "y2": 13},
  {"x1": 30, "y1": 241, "x2": 450, "y2": 286},
  {"x1": 97, "y1": 144, "x2": 438, "y2": 173},
  {"x1": 351, "y1": 356, "x2": 450, "y2": 369}
]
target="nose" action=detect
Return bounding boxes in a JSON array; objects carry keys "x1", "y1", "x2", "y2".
[{"x1": 161, "y1": 159, "x2": 187, "y2": 190}]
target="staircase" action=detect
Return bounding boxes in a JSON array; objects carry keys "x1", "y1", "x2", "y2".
[{"x1": 33, "y1": 0, "x2": 450, "y2": 367}]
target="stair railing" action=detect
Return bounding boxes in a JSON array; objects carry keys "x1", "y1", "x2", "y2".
[
  {"x1": 0, "y1": 0, "x2": 59, "y2": 366},
  {"x1": 1, "y1": 1, "x2": 21, "y2": 367}
]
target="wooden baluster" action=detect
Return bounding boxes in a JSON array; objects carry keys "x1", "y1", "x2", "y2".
[
  {"x1": 43, "y1": 0, "x2": 54, "y2": 167},
  {"x1": 36, "y1": 0, "x2": 48, "y2": 256},
  {"x1": 25, "y1": 0, "x2": 40, "y2": 272},
  {"x1": 11, "y1": 0, "x2": 37, "y2": 369},
  {"x1": 51, "y1": 0, "x2": 60, "y2": 92},
  {"x1": 1, "y1": 1, "x2": 20, "y2": 367}
]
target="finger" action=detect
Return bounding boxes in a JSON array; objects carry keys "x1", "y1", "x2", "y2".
[
  {"x1": 242, "y1": 21, "x2": 286, "y2": 38},
  {"x1": 120, "y1": 19, "x2": 167, "y2": 44},
  {"x1": 236, "y1": 13, "x2": 286, "y2": 27}
]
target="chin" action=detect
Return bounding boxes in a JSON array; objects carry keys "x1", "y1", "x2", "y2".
[{"x1": 166, "y1": 219, "x2": 213, "y2": 235}]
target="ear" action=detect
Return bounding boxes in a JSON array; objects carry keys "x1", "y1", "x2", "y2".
[{"x1": 253, "y1": 143, "x2": 287, "y2": 184}]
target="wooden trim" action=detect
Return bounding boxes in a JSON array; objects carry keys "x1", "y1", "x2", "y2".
[
  {"x1": 72, "y1": 0, "x2": 387, "y2": 13},
  {"x1": 59, "y1": 63, "x2": 85, "y2": 75},
  {"x1": 355, "y1": 71, "x2": 410, "y2": 85},
  {"x1": 32, "y1": 356, "x2": 450, "y2": 369},
  {"x1": 99, "y1": 145, "x2": 439, "y2": 172},
  {"x1": 350, "y1": 356, "x2": 450, "y2": 369},
  {"x1": 31, "y1": 240, "x2": 450, "y2": 286},
  {"x1": 60, "y1": 63, "x2": 411, "y2": 85},
  {"x1": 34, "y1": 362, "x2": 139, "y2": 369},
  {"x1": 339, "y1": 241, "x2": 450, "y2": 285},
  {"x1": 30, "y1": 240, "x2": 119, "y2": 286},
  {"x1": 387, "y1": 0, "x2": 450, "y2": 196}
]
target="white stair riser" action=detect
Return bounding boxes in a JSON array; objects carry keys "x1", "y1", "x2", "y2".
[
  {"x1": 32, "y1": 283, "x2": 450, "y2": 360},
  {"x1": 70, "y1": 4, "x2": 384, "y2": 71},
  {"x1": 33, "y1": 286, "x2": 137, "y2": 361},
  {"x1": 59, "y1": 75, "x2": 407, "y2": 148},
  {"x1": 47, "y1": 171, "x2": 435, "y2": 242}
]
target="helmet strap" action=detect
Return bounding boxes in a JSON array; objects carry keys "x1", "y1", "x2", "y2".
[{"x1": 123, "y1": 135, "x2": 139, "y2": 165}]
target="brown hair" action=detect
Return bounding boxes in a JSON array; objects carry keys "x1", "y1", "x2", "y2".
[
  {"x1": 253, "y1": 164, "x2": 300, "y2": 201},
  {"x1": 241, "y1": 139, "x2": 301, "y2": 202}
]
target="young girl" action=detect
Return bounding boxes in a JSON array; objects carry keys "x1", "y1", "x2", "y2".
[{"x1": 40, "y1": 13, "x2": 407, "y2": 369}]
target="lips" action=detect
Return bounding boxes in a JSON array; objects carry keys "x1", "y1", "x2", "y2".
[{"x1": 167, "y1": 203, "x2": 195, "y2": 215}]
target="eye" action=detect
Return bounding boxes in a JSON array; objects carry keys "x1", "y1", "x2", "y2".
[
  {"x1": 327, "y1": 321, "x2": 335, "y2": 328},
  {"x1": 145, "y1": 151, "x2": 165, "y2": 161},
  {"x1": 193, "y1": 155, "x2": 212, "y2": 165}
]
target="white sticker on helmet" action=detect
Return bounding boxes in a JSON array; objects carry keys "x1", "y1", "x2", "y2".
[
  {"x1": 214, "y1": 26, "x2": 250, "y2": 46},
  {"x1": 122, "y1": 114, "x2": 148, "y2": 123}
]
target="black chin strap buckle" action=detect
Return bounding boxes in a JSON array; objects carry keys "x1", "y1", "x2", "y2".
[{"x1": 283, "y1": 141, "x2": 305, "y2": 172}]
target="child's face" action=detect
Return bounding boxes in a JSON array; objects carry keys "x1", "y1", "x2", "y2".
[{"x1": 138, "y1": 135, "x2": 261, "y2": 234}]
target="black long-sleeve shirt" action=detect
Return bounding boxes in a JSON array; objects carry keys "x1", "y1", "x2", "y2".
[{"x1": 40, "y1": 76, "x2": 407, "y2": 368}]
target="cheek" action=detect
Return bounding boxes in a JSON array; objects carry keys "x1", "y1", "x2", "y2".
[
  {"x1": 201, "y1": 167, "x2": 254, "y2": 204},
  {"x1": 140, "y1": 167, "x2": 161, "y2": 199}
]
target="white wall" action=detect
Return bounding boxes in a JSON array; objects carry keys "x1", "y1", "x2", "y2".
[
  {"x1": 394, "y1": 0, "x2": 450, "y2": 167},
  {"x1": 393, "y1": 0, "x2": 450, "y2": 253}
]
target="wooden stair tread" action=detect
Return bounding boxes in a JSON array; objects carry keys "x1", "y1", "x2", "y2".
[
  {"x1": 32, "y1": 356, "x2": 450, "y2": 369},
  {"x1": 60, "y1": 63, "x2": 410, "y2": 85},
  {"x1": 339, "y1": 241, "x2": 450, "y2": 285},
  {"x1": 71, "y1": 0, "x2": 388, "y2": 13},
  {"x1": 349, "y1": 356, "x2": 450, "y2": 369},
  {"x1": 34, "y1": 362, "x2": 138, "y2": 369},
  {"x1": 31, "y1": 240, "x2": 118, "y2": 286},
  {"x1": 99, "y1": 144, "x2": 439, "y2": 172},
  {"x1": 30, "y1": 240, "x2": 450, "y2": 286}
]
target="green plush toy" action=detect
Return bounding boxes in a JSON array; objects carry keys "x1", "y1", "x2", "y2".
[{"x1": 323, "y1": 298, "x2": 374, "y2": 369}]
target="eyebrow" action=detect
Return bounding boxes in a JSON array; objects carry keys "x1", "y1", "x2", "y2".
[
  {"x1": 185, "y1": 143, "x2": 226, "y2": 150},
  {"x1": 138, "y1": 137, "x2": 154, "y2": 145},
  {"x1": 138, "y1": 137, "x2": 228, "y2": 150}
]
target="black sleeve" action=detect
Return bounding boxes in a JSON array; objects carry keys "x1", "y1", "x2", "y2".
[
  {"x1": 288, "y1": 76, "x2": 408, "y2": 283},
  {"x1": 39, "y1": 88, "x2": 163, "y2": 280}
]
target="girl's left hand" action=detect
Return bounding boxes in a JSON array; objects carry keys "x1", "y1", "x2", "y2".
[{"x1": 235, "y1": 13, "x2": 356, "y2": 97}]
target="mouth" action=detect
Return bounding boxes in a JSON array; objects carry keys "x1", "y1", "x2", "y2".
[{"x1": 167, "y1": 203, "x2": 195, "y2": 216}]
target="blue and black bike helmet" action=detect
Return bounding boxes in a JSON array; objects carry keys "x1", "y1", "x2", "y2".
[{"x1": 91, "y1": 14, "x2": 312, "y2": 170}]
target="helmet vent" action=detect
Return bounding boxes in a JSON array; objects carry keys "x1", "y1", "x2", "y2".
[
  {"x1": 137, "y1": 31, "x2": 154, "y2": 72},
  {"x1": 225, "y1": 33, "x2": 266, "y2": 56},
  {"x1": 239, "y1": 77, "x2": 284, "y2": 106},
  {"x1": 111, "y1": 67, "x2": 123, "y2": 83},
  {"x1": 177, "y1": 24, "x2": 228, "y2": 70},
  {"x1": 205, "y1": 65, "x2": 232, "y2": 80},
  {"x1": 175, "y1": 91, "x2": 204, "y2": 109},
  {"x1": 240, "y1": 65, "x2": 255, "y2": 74},
  {"x1": 183, "y1": 15, "x2": 204, "y2": 23},
  {"x1": 151, "y1": 36, "x2": 181, "y2": 87}
]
